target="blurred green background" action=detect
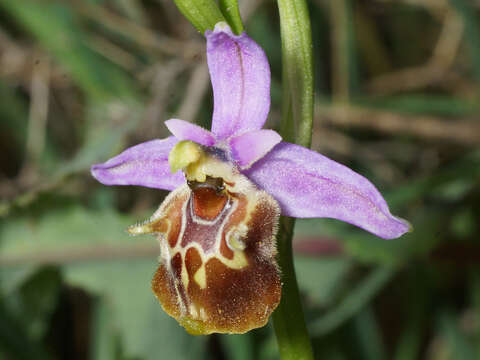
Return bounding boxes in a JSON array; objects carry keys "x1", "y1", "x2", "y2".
[{"x1": 1, "y1": 0, "x2": 479, "y2": 359}]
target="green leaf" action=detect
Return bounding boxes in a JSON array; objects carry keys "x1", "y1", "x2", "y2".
[
  {"x1": 218, "y1": 0, "x2": 244, "y2": 35},
  {"x1": 172, "y1": 0, "x2": 226, "y2": 34}
]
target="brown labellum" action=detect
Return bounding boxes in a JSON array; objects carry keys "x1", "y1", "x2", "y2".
[{"x1": 132, "y1": 174, "x2": 281, "y2": 334}]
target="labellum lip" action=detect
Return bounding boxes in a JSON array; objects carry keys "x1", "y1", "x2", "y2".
[
  {"x1": 140, "y1": 167, "x2": 281, "y2": 334},
  {"x1": 127, "y1": 143, "x2": 282, "y2": 334}
]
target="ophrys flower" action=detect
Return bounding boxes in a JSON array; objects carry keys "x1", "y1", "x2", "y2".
[{"x1": 91, "y1": 22, "x2": 410, "y2": 335}]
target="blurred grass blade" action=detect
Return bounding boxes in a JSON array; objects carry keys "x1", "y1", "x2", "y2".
[
  {"x1": 0, "y1": 104, "x2": 140, "y2": 216},
  {"x1": 330, "y1": 0, "x2": 358, "y2": 102},
  {"x1": 358, "y1": 94, "x2": 478, "y2": 117},
  {"x1": 450, "y1": 0, "x2": 480, "y2": 93},
  {"x1": 295, "y1": 256, "x2": 352, "y2": 306},
  {"x1": 439, "y1": 311, "x2": 476, "y2": 360},
  {"x1": 8, "y1": 267, "x2": 61, "y2": 341},
  {"x1": 173, "y1": 0, "x2": 226, "y2": 34},
  {"x1": 0, "y1": 0, "x2": 135, "y2": 100},
  {"x1": 220, "y1": 334, "x2": 254, "y2": 360},
  {"x1": 310, "y1": 267, "x2": 395, "y2": 336},
  {"x1": 471, "y1": 273, "x2": 480, "y2": 358},
  {"x1": 0, "y1": 82, "x2": 29, "y2": 149},
  {"x1": 393, "y1": 282, "x2": 428, "y2": 360},
  {"x1": 218, "y1": 0, "x2": 244, "y2": 34},
  {"x1": 90, "y1": 297, "x2": 117, "y2": 360},
  {"x1": 351, "y1": 307, "x2": 387, "y2": 360},
  {"x1": 0, "y1": 301, "x2": 51, "y2": 360}
]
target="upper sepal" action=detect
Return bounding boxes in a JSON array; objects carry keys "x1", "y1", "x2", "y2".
[
  {"x1": 245, "y1": 142, "x2": 411, "y2": 239},
  {"x1": 206, "y1": 23, "x2": 271, "y2": 139},
  {"x1": 228, "y1": 129, "x2": 282, "y2": 169}
]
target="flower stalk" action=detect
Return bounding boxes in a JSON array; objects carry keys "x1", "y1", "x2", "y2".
[
  {"x1": 273, "y1": 217, "x2": 314, "y2": 360},
  {"x1": 273, "y1": 0, "x2": 315, "y2": 359},
  {"x1": 277, "y1": 0, "x2": 314, "y2": 149}
]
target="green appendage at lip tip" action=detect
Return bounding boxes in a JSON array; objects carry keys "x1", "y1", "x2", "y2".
[{"x1": 180, "y1": 317, "x2": 208, "y2": 335}]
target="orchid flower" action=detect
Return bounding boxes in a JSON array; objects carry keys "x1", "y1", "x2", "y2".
[{"x1": 91, "y1": 23, "x2": 410, "y2": 335}]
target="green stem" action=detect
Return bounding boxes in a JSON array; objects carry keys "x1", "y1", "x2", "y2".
[
  {"x1": 273, "y1": 218, "x2": 314, "y2": 360},
  {"x1": 277, "y1": 0, "x2": 314, "y2": 148},
  {"x1": 274, "y1": 0, "x2": 314, "y2": 359}
]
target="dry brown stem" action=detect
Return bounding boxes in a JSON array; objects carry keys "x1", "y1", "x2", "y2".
[
  {"x1": 317, "y1": 103, "x2": 480, "y2": 145},
  {"x1": 72, "y1": 0, "x2": 203, "y2": 59},
  {"x1": 367, "y1": 7, "x2": 464, "y2": 94}
]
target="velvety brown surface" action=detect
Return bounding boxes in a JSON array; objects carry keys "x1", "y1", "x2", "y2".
[{"x1": 151, "y1": 185, "x2": 281, "y2": 334}]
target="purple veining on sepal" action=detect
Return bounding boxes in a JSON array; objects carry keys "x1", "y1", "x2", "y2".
[
  {"x1": 206, "y1": 23, "x2": 271, "y2": 140},
  {"x1": 244, "y1": 142, "x2": 411, "y2": 240},
  {"x1": 229, "y1": 129, "x2": 282, "y2": 169},
  {"x1": 165, "y1": 119, "x2": 215, "y2": 146},
  {"x1": 91, "y1": 137, "x2": 184, "y2": 191}
]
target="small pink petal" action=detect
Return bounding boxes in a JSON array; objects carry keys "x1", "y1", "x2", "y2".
[
  {"x1": 229, "y1": 130, "x2": 282, "y2": 169},
  {"x1": 165, "y1": 119, "x2": 215, "y2": 146}
]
